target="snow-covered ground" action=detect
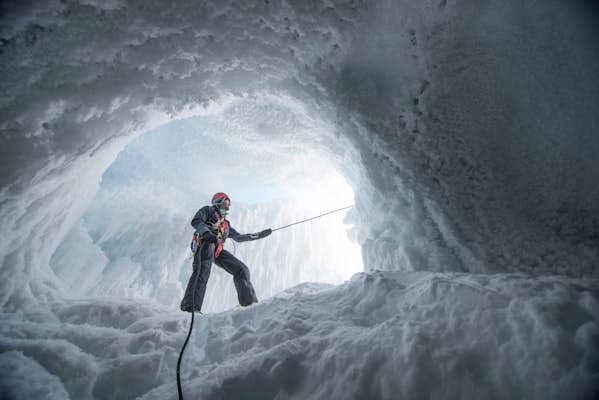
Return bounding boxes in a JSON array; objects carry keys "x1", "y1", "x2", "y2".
[
  {"x1": 2, "y1": 0, "x2": 599, "y2": 399},
  {"x1": 2, "y1": 272, "x2": 597, "y2": 399}
]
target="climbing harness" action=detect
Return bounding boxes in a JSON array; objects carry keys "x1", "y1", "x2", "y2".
[{"x1": 188, "y1": 213, "x2": 227, "y2": 257}]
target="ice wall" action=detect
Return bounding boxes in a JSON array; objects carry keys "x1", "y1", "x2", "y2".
[
  {"x1": 1, "y1": 1, "x2": 599, "y2": 399},
  {"x1": 335, "y1": 0, "x2": 599, "y2": 275}
]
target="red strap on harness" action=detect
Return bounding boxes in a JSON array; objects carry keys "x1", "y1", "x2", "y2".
[
  {"x1": 212, "y1": 210, "x2": 228, "y2": 258},
  {"x1": 214, "y1": 219, "x2": 228, "y2": 258}
]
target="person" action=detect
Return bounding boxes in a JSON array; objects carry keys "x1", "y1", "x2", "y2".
[{"x1": 180, "y1": 192, "x2": 272, "y2": 313}]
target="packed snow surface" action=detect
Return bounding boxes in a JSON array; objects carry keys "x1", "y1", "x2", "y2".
[
  {"x1": 1, "y1": 0, "x2": 599, "y2": 399},
  {"x1": 1, "y1": 272, "x2": 597, "y2": 399}
]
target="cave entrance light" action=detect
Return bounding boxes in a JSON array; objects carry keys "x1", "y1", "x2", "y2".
[{"x1": 50, "y1": 95, "x2": 364, "y2": 313}]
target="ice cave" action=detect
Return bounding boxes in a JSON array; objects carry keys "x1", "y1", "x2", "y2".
[{"x1": 1, "y1": 1, "x2": 598, "y2": 399}]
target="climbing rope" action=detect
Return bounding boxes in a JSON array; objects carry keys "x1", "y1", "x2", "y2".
[
  {"x1": 176, "y1": 244, "x2": 205, "y2": 400},
  {"x1": 272, "y1": 205, "x2": 354, "y2": 232},
  {"x1": 176, "y1": 308, "x2": 195, "y2": 400}
]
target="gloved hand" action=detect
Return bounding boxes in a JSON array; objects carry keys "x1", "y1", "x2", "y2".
[
  {"x1": 202, "y1": 231, "x2": 218, "y2": 244},
  {"x1": 258, "y1": 228, "x2": 272, "y2": 238}
]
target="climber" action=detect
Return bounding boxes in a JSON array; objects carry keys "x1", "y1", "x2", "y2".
[{"x1": 180, "y1": 192, "x2": 272, "y2": 313}]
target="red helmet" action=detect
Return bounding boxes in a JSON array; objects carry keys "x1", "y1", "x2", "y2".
[{"x1": 211, "y1": 192, "x2": 230, "y2": 205}]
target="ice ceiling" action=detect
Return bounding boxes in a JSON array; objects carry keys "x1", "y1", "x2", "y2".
[{"x1": 1, "y1": 0, "x2": 599, "y2": 397}]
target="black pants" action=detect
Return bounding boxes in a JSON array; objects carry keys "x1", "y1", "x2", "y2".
[{"x1": 180, "y1": 242, "x2": 258, "y2": 312}]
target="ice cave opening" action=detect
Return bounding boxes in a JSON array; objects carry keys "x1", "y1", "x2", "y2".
[{"x1": 49, "y1": 94, "x2": 364, "y2": 313}]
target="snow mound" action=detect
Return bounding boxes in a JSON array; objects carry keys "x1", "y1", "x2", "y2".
[{"x1": 0, "y1": 351, "x2": 70, "y2": 400}]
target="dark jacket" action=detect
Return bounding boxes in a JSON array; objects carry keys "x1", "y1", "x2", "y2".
[{"x1": 191, "y1": 205, "x2": 260, "y2": 243}]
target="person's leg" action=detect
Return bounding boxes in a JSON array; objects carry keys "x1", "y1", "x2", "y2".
[
  {"x1": 214, "y1": 249, "x2": 258, "y2": 306},
  {"x1": 180, "y1": 243, "x2": 215, "y2": 312}
]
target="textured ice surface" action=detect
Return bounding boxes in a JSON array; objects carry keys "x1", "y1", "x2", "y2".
[{"x1": 1, "y1": 0, "x2": 599, "y2": 398}]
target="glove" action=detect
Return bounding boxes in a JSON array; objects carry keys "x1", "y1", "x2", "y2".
[
  {"x1": 258, "y1": 228, "x2": 272, "y2": 239},
  {"x1": 202, "y1": 231, "x2": 218, "y2": 244}
]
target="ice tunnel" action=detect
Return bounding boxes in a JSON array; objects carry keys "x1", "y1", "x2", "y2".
[{"x1": 1, "y1": 1, "x2": 598, "y2": 399}]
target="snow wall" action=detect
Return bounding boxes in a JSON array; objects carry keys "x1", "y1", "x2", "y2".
[{"x1": 1, "y1": 1, "x2": 599, "y2": 399}]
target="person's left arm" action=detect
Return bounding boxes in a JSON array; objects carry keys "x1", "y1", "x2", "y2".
[{"x1": 228, "y1": 225, "x2": 272, "y2": 242}]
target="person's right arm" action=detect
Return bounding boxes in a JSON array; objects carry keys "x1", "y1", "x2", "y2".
[{"x1": 191, "y1": 206, "x2": 212, "y2": 235}]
